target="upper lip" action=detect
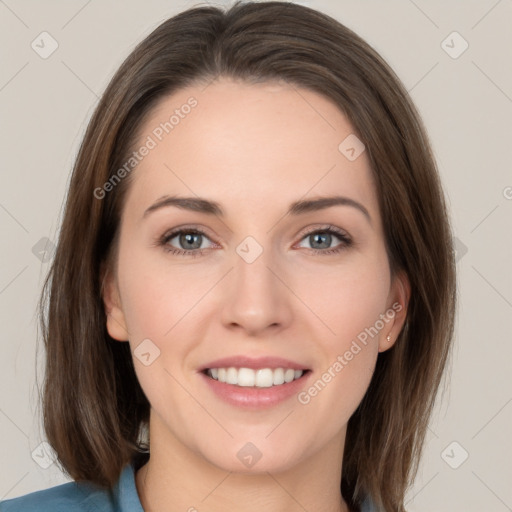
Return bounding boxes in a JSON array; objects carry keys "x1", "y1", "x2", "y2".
[{"x1": 199, "y1": 356, "x2": 310, "y2": 372}]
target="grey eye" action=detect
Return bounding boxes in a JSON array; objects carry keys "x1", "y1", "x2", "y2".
[
  {"x1": 165, "y1": 231, "x2": 213, "y2": 251},
  {"x1": 308, "y1": 232, "x2": 333, "y2": 249},
  {"x1": 298, "y1": 230, "x2": 344, "y2": 250},
  {"x1": 178, "y1": 232, "x2": 203, "y2": 250}
]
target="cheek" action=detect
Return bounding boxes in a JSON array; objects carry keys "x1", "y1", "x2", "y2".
[
  {"x1": 116, "y1": 255, "x2": 210, "y2": 410},
  {"x1": 293, "y1": 261, "x2": 388, "y2": 431},
  {"x1": 117, "y1": 242, "x2": 216, "y2": 342},
  {"x1": 289, "y1": 250, "x2": 391, "y2": 346}
]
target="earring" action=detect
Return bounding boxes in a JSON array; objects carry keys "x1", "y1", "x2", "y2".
[{"x1": 386, "y1": 335, "x2": 391, "y2": 343}]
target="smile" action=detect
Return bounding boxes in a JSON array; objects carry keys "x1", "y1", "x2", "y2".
[{"x1": 204, "y1": 367, "x2": 307, "y2": 387}]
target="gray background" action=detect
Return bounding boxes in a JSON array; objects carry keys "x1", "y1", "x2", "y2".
[{"x1": 1, "y1": 0, "x2": 511, "y2": 510}]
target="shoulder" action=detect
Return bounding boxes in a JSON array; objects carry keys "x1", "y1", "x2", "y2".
[
  {"x1": 360, "y1": 493, "x2": 378, "y2": 512},
  {"x1": 0, "y1": 479, "x2": 115, "y2": 512},
  {"x1": 0, "y1": 459, "x2": 145, "y2": 512}
]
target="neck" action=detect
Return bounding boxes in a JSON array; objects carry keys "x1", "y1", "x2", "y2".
[{"x1": 135, "y1": 412, "x2": 351, "y2": 512}]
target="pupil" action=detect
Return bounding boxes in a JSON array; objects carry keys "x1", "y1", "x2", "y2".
[
  {"x1": 180, "y1": 233, "x2": 202, "y2": 250},
  {"x1": 310, "y1": 232, "x2": 331, "y2": 249}
]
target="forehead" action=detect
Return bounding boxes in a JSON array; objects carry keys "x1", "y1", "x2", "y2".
[{"x1": 125, "y1": 77, "x2": 379, "y2": 222}]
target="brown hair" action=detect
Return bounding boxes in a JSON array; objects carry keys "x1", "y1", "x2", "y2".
[{"x1": 38, "y1": 2, "x2": 456, "y2": 511}]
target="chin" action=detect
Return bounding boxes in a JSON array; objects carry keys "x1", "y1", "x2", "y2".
[{"x1": 197, "y1": 438, "x2": 306, "y2": 475}]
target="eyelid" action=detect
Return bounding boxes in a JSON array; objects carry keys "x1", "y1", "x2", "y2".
[
  {"x1": 157, "y1": 223, "x2": 352, "y2": 255},
  {"x1": 159, "y1": 224, "x2": 350, "y2": 241},
  {"x1": 160, "y1": 224, "x2": 218, "y2": 242},
  {"x1": 159, "y1": 225, "x2": 220, "y2": 252},
  {"x1": 293, "y1": 224, "x2": 351, "y2": 245}
]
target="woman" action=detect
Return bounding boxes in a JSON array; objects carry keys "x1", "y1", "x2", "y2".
[{"x1": 0, "y1": 2, "x2": 456, "y2": 511}]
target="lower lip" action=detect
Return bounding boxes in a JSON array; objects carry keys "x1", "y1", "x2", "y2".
[{"x1": 199, "y1": 371, "x2": 312, "y2": 410}]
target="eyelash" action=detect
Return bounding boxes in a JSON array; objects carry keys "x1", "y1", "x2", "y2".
[{"x1": 157, "y1": 225, "x2": 352, "y2": 257}]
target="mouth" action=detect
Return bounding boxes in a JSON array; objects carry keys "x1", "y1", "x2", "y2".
[
  {"x1": 202, "y1": 367, "x2": 311, "y2": 388},
  {"x1": 198, "y1": 355, "x2": 312, "y2": 408}
]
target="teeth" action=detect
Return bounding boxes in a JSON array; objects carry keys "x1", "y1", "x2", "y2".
[
  {"x1": 273, "y1": 368, "x2": 284, "y2": 385},
  {"x1": 206, "y1": 367, "x2": 305, "y2": 387}
]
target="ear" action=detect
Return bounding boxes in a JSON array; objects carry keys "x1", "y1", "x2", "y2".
[
  {"x1": 378, "y1": 270, "x2": 410, "y2": 353},
  {"x1": 100, "y1": 263, "x2": 129, "y2": 342}
]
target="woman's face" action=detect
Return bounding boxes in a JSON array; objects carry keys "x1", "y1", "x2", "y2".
[{"x1": 104, "y1": 77, "x2": 409, "y2": 473}]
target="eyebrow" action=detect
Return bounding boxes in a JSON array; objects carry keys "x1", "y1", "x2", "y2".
[{"x1": 143, "y1": 195, "x2": 372, "y2": 224}]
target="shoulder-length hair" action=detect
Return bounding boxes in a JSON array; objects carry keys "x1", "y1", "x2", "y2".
[{"x1": 38, "y1": 2, "x2": 456, "y2": 511}]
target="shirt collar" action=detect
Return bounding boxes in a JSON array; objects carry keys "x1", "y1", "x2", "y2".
[{"x1": 112, "y1": 457, "x2": 145, "y2": 512}]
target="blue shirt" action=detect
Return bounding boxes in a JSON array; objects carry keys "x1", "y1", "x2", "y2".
[{"x1": 0, "y1": 457, "x2": 377, "y2": 511}]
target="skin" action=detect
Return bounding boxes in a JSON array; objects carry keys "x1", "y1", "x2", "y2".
[{"x1": 103, "y1": 77, "x2": 410, "y2": 512}]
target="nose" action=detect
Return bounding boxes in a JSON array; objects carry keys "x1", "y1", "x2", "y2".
[{"x1": 220, "y1": 243, "x2": 293, "y2": 336}]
